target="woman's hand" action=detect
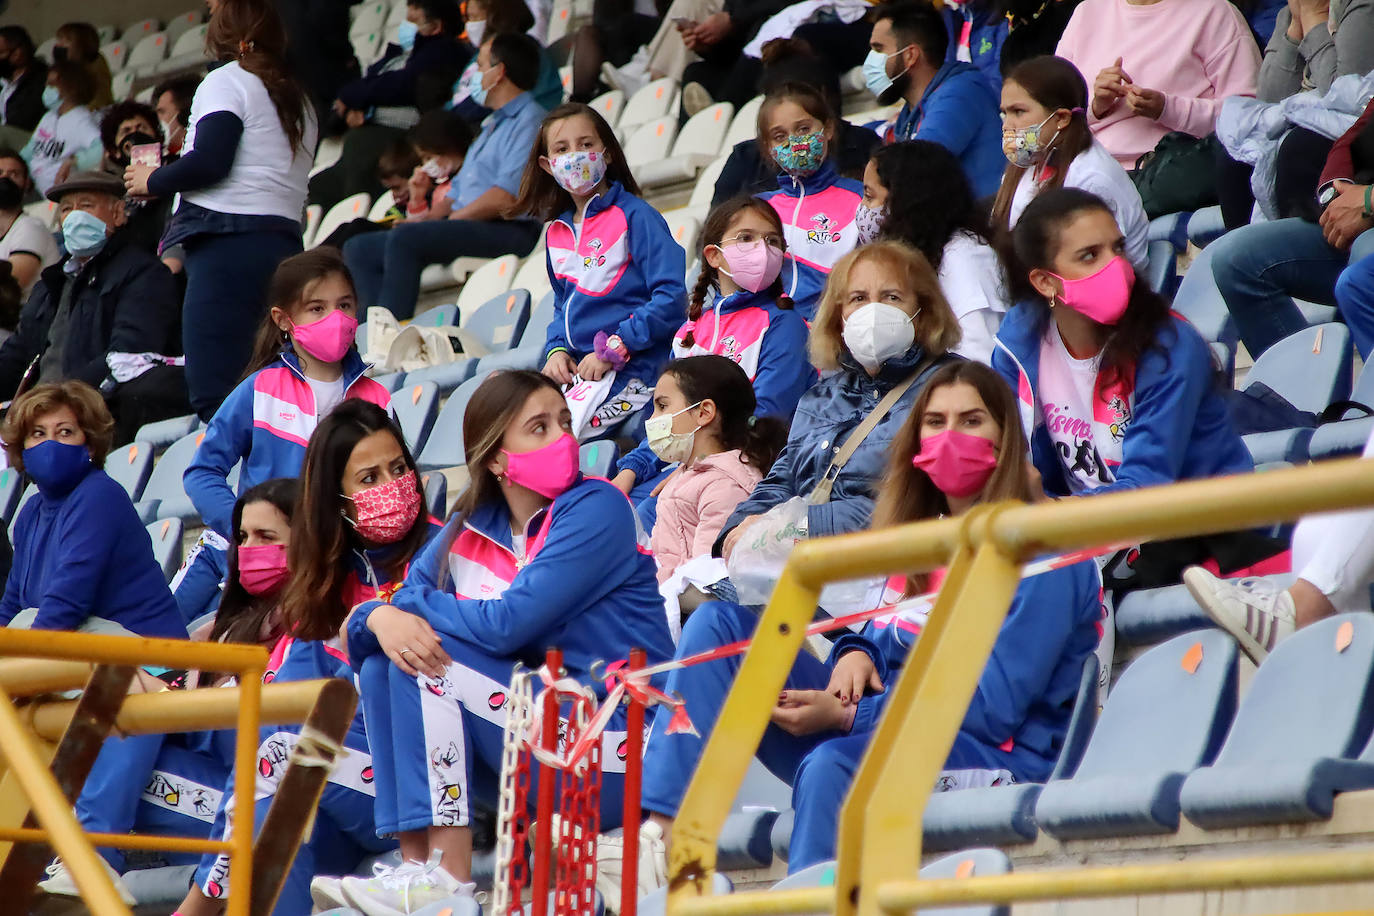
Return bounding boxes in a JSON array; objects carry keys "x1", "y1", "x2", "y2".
[
  {"x1": 542, "y1": 351, "x2": 578, "y2": 385},
  {"x1": 721, "y1": 514, "x2": 761, "y2": 561},
  {"x1": 1091, "y1": 58, "x2": 1129, "y2": 119},
  {"x1": 1124, "y1": 84, "x2": 1165, "y2": 120},
  {"x1": 826, "y1": 650, "x2": 883, "y2": 706},
  {"x1": 366, "y1": 604, "x2": 451, "y2": 678},
  {"x1": 124, "y1": 162, "x2": 157, "y2": 198},
  {"x1": 1319, "y1": 183, "x2": 1373, "y2": 249},
  {"x1": 576, "y1": 353, "x2": 614, "y2": 382},
  {"x1": 771, "y1": 689, "x2": 848, "y2": 736},
  {"x1": 611, "y1": 469, "x2": 637, "y2": 494},
  {"x1": 686, "y1": 12, "x2": 731, "y2": 50}
]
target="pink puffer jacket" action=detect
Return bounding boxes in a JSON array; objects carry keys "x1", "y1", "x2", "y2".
[{"x1": 651, "y1": 449, "x2": 763, "y2": 584}]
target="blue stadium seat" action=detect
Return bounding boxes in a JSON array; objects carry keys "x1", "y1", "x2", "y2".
[
  {"x1": 474, "y1": 289, "x2": 557, "y2": 376},
  {"x1": 1145, "y1": 239, "x2": 1177, "y2": 296},
  {"x1": 420, "y1": 471, "x2": 448, "y2": 519},
  {"x1": 408, "y1": 291, "x2": 533, "y2": 394},
  {"x1": 393, "y1": 381, "x2": 441, "y2": 454},
  {"x1": 106, "y1": 441, "x2": 155, "y2": 502},
  {"x1": 0, "y1": 466, "x2": 24, "y2": 523},
  {"x1": 580, "y1": 440, "x2": 619, "y2": 478},
  {"x1": 1240, "y1": 323, "x2": 1353, "y2": 464},
  {"x1": 1035, "y1": 629, "x2": 1238, "y2": 840},
  {"x1": 417, "y1": 376, "x2": 484, "y2": 471},
  {"x1": 1114, "y1": 581, "x2": 1242, "y2": 647},
  {"x1": 1171, "y1": 244, "x2": 1237, "y2": 355},
  {"x1": 1147, "y1": 212, "x2": 1191, "y2": 252},
  {"x1": 133, "y1": 414, "x2": 202, "y2": 451},
  {"x1": 1179, "y1": 613, "x2": 1374, "y2": 829},
  {"x1": 772, "y1": 808, "x2": 795, "y2": 863},
  {"x1": 372, "y1": 372, "x2": 408, "y2": 391},
  {"x1": 412, "y1": 303, "x2": 458, "y2": 327},
  {"x1": 146, "y1": 518, "x2": 185, "y2": 584},
  {"x1": 1186, "y1": 205, "x2": 1227, "y2": 249},
  {"x1": 718, "y1": 809, "x2": 780, "y2": 869},
  {"x1": 135, "y1": 431, "x2": 240, "y2": 524},
  {"x1": 771, "y1": 849, "x2": 1011, "y2": 916},
  {"x1": 7, "y1": 483, "x2": 35, "y2": 538},
  {"x1": 1308, "y1": 358, "x2": 1374, "y2": 460},
  {"x1": 922, "y1": 655, "x2": 1099, "y2": 851}
]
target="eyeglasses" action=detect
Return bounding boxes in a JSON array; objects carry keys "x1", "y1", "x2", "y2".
[{"x1": 723, "y1": 230, "x2": 784, "y2": 249}]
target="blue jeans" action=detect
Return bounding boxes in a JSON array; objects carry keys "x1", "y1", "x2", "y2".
[
  {"x1": 1336, "y1": 249, "x2": 1374, "y2": 359},
  {"x1": 343, "y1": 219, "x2": 541, "y2": 320},
  {"x1": 1210, "y1": 218, "x2": 1374, "y2": 359}
]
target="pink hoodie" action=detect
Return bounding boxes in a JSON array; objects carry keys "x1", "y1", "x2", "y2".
[
  {"x1": 651, "y1": 449, "x2": 763, "y2": 584},
  {"x1": 1056, "y1": 0, "x2": 1260, "y2": 168}
]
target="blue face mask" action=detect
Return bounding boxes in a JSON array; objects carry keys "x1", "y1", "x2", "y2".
[
  {"x1": 470, "y1": 64, "x2": 495, "y2": 107},
  {"x1": 397, "y1": 20, "x2": 419, "y2": 52},
  {"x1": 61, "y1": 209, "x2": 109, "y2": 258},
  {"x1": 41, "y1": 85, "x2": 60, "y2": 109},
  {"x1": 23, "y1": 440, "x2": 92, "y2": 497}
]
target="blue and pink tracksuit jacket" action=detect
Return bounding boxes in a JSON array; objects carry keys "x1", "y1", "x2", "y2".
[
  {"x1": 991, "y1": 306, "x2": 1252, "y2": 497},
  {"x1": 616, "y1": 287, "x2": 816, "y2": 485},
  {"x1": 756, "y1": 160, "x2": 864, "y2": 321},
  {"x1": 184, "y1": 349, "x2": 392, "y2": 538},
  {"x1": 542, "y1": 181, "x2": 688, "y2": 393}
]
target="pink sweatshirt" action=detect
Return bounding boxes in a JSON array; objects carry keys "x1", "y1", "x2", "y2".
[
  {"x1": 651, "y1": 449, "x2": 763, "y2": 584},
  {"x1": 1056, "y1": 0, "x2": 1260, "y2": 167}
]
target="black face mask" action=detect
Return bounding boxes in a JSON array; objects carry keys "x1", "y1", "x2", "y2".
[
  {"x1": 0, "y1": 59, "x2": 13, "y2": 81},
  {"x1": 51, "y1": 46, "x2": 68, "y2": 63},
  {"x1": 0, "y1": 177, "x2": 24, "y2": 211}
]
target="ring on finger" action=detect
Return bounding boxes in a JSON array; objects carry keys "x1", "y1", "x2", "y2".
[{"x1": 400, "y1": 648, "x2": 416, "y2": 657}]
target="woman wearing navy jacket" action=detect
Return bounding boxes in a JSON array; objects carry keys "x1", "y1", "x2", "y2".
[
  {"x1": 177, "y1": 402, "x2": 443, "y2": 916},
  {"x1": 513, "y1": 103, "x2": 686, "y2": 440},
  {"x1": 329, "y1": 370, "x2": 675, "y2": 914},
  {"x1": 639, "y1": 361, "x2": 1102, "y2": 871},
  {"x1": 991, "y1": 188, "x2": 1272, "y2": 585},
  {"x1": 0, "y1": 381, "x2": 184, "y2": 639}
]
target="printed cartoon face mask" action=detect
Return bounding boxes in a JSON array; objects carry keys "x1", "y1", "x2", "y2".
[
  {"x1": 854, "y1": 203, "x2": 886, "y2": 245},
  {"x1": 547, "y1": 149, "x2": 608, "y2": 196},
  {"x1": 772, "y1": 131, "x2": 825, "y2": 177},
  {"x1": 1002, "y1": 112, "x2": 1058, "y2": 169}
]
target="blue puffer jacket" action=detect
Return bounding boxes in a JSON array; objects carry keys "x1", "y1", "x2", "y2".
[{"x1": 717, "y1": 347, "x2": 959, "y2": 548}]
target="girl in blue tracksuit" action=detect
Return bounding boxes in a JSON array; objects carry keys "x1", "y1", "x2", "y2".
[
  {"x1": 177, "y1": 402, "x2": 443, "y2": 916},
  {"x1": 613, "y1": 196, "x2": 815, "y2": 508},
  {"x1": 328, "y1": 370, "x2": 675, "y2": 912},
  {"x1": 754, "y1": 82, "x2": 864, "y2": 320},
  {"x1": 175, "y1": 248, "x2": 393, "y2": 624},
  {"x1": 992, "y1": 188, "x2": 1275, "y2": 586},
  {"x1": 512, "y1": 102, "x2": 686, "y2": 441},
  {"x1": 639, "y1": 361, "x2": 1103, "y2": 871}
]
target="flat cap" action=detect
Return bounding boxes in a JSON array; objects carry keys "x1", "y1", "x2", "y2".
[{"x1": 45, "y1": 170, "x2": 126, "y2": 203}]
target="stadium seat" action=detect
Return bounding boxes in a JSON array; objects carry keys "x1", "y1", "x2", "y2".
[
  {"x1": 100, "y1": 41, "x2": 129, "y2": 73},
  {"x1": 1240, "y1": 323, "x2": 1353, "y2": 464},
  {"x1": 636, "y1": 873, "x2": 733, "y2": 916},
  {"x1": 1179, "y1": 613, "x2": 1374, "y2": 829},
  {"x1": 112, "y1": 70, "x2": 136, "y2": 102},
  {"x1": 724, "y1": 95, "x2": 763, "y2": 150},
  {"x1": 1187, "y1": 205, "x2": 1227, "y2": 248},
  {"x1": 394, "y1": 381, "x2": 441, "y2": 453},
  {"x1": 1144, "y1": 239, "x2": 1176, "y2": 296},
  {"x1": 638, "y1": 103, "x2": 735, "y2": 188},
  {"x1": 164, "y1": 10, "x2": 203, "y2": 48},
  {"x1": 134, "y1": 414, "x2": 202, "y2": 451},
  {"x1": 624, "y1": 117, "x2": 680, "y2": 174},
  {"x1": 579, "y1": 440, "x2": 618, "y2": 478},
  {"x1": 351, "y1": 31, "x2": 384, "y2": 68},
  {"x1": 106, "y1": 441, "x2": 155, "y2": 502},
  {"x1": 23, "y1": 199, "x2": 58, "y2": 230},
  {"x1": 662, "y1": 210, "x2": 700, "y2": 256},
  {"x1": 547, "y1": 0, "x2": 574, "y2": 43},
  {"x1": 1309, "y1": 359, "x2": 1374, "y2": 458},
  {"x1": 136, "y1": 430, "x2": 238, "y2": 524},
  {"x1": 350, "y1": 0, "x2": 390, "y2": 36},
  {"x1": 589, "y1": 89, "x2": 626, "y2": 130},
  {"x1": 126, "y1": 31, "x2": 170, "y2": 77},
  {"x1": 455, "y1": 255, "x2": 519, "y2": 319},
  {"x1": 512, "y1": 253, "x2": 553, "y2": 304},
  {"x1": 311, "y1": 194, "x2": 373, "y2": 249},
  {"x1": 684, "y1": 155, "x2": 728, "y2": 223},
  {"x1": 303, "y1": 204, "x2": 324, "y2": 248},
  {"x1": 418, "y1": 375, "x2": 484, "y2": 470},
  {"x1": 1035, "y1": 629, "x2": 1239, "y2": 840},
  {"x1": 1295, "y1": 297, "x2": 1339, "y2": 326},
  {"x1": 771, "y1": 849, "x2": 1011, "y2": 916},
  {"x1": 311, "y1": 136, "x2": 346, "y2": 178},
  {"x1": 923, "y1": 655, "x2": 1099, "y2": 852},
  {"x1": 413, "y1": 303, "x2": 458, "y2": 327},
  {"x1": 0, "y1": 467, "x2": 23, "y2": 524},
  {"x1": 1171, "y1": 243, "x2": 1235, "y2": 345},
  {"x1": 473, "y1": 289, "x2": 557, "y2": 375},
  {"x1": 147, "y1": 518, "x2": 185, "y2": 583},
  {"x1": 8, "y1": 484, "x2": 36, "y2": 539},
  {"x1": 157, "y1": 24, "x2": 211, "y2": 74},
  {"x1": 367, "y1": 190, "x2": 396, "y2": 222},
  {"x1": 620, "y1": 78, "x2": 679, "y2": 133},
  {"x1": 1147, "y1": 212, "x2": 1191, "y2": 252},
  {"x1": 420, "y1": 471, "x2": 448, "y2": 519},
  {"x1": 122, "y1": 18, "x2": 161, "y2": 44},
  {"x1": 35, "y1": 37, "x2": 57, "y2": 62}
]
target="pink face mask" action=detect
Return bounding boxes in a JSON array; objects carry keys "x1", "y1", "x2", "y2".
[
  {"x1": 713, "y1": 240, "x2": 785, "y2": 293},
  {"x1": 238, "y1": 543, "x2": 290, "y2": 597},
  {"x1": 291, "y1": 309, "x2": 359, "y2": 363},
  {"x1": 1049, "y1": 255, "x2": 1136, "y2": 326},
  {"x1": 502, "y1": 432, "x2": 580, "y2": 499},
  {"x1": 911, "y1": 430, "x2": 998, "y2": 499},
  {"x1": 346, "y1": 470, "x2": 423, "y2": 544}
]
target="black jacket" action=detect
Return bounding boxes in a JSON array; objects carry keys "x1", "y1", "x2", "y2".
[
  {"x1": 2, "y1": 61, "x2": 48, "y2": 132},
  {"x1": 711, "y1": 120, "x2": 880, "y2": 207},
  {"x1": 335, "y1": 33, "x2": 470, "y2": 112},
  {"x1": 0, "y1": 233, "x2": 180, "y2": 398},
  {"x1": 279, "y1": 0, "x2": 359, "y2": 113}
]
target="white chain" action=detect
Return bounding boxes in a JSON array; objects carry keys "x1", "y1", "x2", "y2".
[{"x1": 493, "y1": 670, "x2": 535, "y2": 916}]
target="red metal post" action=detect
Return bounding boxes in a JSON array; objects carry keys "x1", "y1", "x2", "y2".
[
  {"x1": 531, "y1": 647, "x2": 563, "y2": 916},
  {"x1": 620, "y1": 648, "x2": 647, "y2": 916}
]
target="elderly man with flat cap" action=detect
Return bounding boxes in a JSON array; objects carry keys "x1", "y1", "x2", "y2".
[{"x1": 0, "y1": 170, "x2": 188, "y2": 442}]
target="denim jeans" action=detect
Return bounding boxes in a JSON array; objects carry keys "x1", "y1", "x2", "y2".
[
  {"x1": 1209, "y1": 217, "x2": 1374, "y2": 359},
  {"x1": 343, "y1": 218, "x2": 541, "y2": 320}
]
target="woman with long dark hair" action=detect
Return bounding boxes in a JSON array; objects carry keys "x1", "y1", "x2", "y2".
[{"x1": 124, "y1": 0, "x2": 319, "y2": 421}]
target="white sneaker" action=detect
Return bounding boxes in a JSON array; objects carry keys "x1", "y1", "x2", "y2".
[
  {"x1": 601, "y1": 59, "x2": 648, "y2": 96},
  {"x1": 596, "y1": 821, "x2": 668, "y2": 910},
  {"x1": 311, "y1": 873, "x2": 350, "y2": 910},
  {"x1": 681, "y1": 82, "x2": 713, "y2": 118},
  {"x1": 1184, "y1": 566, "x2": 1297, "y2": 664},
  {"x1": 341, "y1": 850, "x2": 474, "y2": 916},
  {"x1": 38, "y1": 856, "x2": 137, "y2": 906}
]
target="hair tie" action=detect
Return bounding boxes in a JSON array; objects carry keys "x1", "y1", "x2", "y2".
[
  {"x1": 238, "y1": 39, "x2": 255, "y2": 58},
  {"x1": 747, "y1": 415, "x2": 757, "y2": 428},
  {"x1": 1070, "y1": 107, "x2": 1085, "y2": 115}
]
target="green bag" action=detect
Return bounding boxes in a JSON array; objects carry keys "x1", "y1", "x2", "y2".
[{"x1": 1130, "y1": 132, "x2": 1222, "y2": 219}]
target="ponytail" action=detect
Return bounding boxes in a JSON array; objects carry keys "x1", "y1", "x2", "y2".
[
  {"x1": 664, "y1": 354, "x2": 784, "y2": 476},
  {"x1": 681, "y1": 268, "x2": 715, "y2": 349},
  {"x1": 733, "y1": 414, "x2": 786, "y2": 474}
]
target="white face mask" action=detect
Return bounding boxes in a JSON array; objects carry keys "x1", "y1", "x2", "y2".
[
  {"x1": 842, "y1": 302, "x2": 918, "y2": 373},
  {"x1": 466, "y1": 19, "x2": 487, "y2": 46},
  {"x1": 645, "y1": 401, "x2": 703, "y2": 464}
]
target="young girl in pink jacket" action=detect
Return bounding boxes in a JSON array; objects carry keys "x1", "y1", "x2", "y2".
[{"x1": 646, "y1": 355, "x2": 786, "y2": 584}]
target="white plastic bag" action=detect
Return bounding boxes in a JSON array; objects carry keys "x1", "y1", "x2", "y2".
[{"x1": 726, "y1": 497, "x2": 809, "y2": 606}]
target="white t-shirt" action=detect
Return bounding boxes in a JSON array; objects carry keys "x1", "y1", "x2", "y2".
[
  {"x1": 1037, "y1": 323, "x2": 1120, "y2": 493},
  {"x1": 306, "y1": 374, "x2": 347, "y2": 417},
  {"x1": 24, "y1": 106, "x2": 101, "y2": 194},
  {"x1": 0, "y1": 212, "x2": 60, "y2": 292},
  {"x1": 937, "y1": 231, "x2": 1009, "y2": 365},
  {"x1": 1009, "y1": 141, "x2": 1150, "y2": 269},
  {"x1": 180, "y1": 62, "x2": 318, "y2": 220}
]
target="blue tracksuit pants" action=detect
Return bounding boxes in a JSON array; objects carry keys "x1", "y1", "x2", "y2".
[
  {"x1": 170, "y1": 536, "x2": 227, "y2": 627},
  {"x1": 193, "y1": 726, "x2": 391, "y2": 915},
  {"x1": 358, "y1": 637, "x2": 632, "y2": 838}
]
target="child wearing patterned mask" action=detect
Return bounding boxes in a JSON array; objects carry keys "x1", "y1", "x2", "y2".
[{"x1": 513, "y1": 102, "x2": 686, "y2": 442}]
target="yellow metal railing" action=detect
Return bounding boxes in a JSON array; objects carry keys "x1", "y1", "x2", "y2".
[
  {"x1": 0, "y1": 629, "x2": 335, "y2": 916},
  {"x1": 665, "y1": 456, "x2": 1374, "y2": 916}
]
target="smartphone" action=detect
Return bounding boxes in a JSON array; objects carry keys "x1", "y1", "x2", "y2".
[
  {"x1": 130, "y1": 142, "x2": 162, "y2": 168},
  {"x1": 674, "y1": 17, "x2": 694, "y2": 28}
]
